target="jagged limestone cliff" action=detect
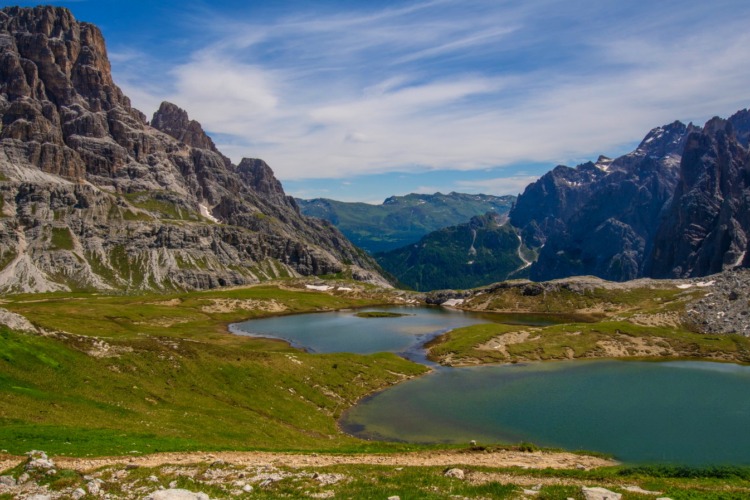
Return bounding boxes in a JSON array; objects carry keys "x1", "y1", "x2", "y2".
[{"x1": 0, "y1": 6, "x2": 387, "y2": 293}]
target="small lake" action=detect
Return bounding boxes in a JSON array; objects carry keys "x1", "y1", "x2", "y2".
[
  {"x1": 232, "y1": 307, "x2": 750, "y2": 465},
  {"x1": 231, "y1": 306, "x2": 568, "y2": 363}
]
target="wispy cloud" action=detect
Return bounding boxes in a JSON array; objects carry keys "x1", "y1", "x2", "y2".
[{"x1": 116, "y1": 0, "x2": 750, "y2": 184}]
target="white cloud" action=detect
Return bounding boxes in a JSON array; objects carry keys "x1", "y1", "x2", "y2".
[
  {"x1": 120, "y1": 0, "x2": 750, "y2": 185},
  {"x1": 456, "y1": 176, "x2": 541, "y2": 197}
]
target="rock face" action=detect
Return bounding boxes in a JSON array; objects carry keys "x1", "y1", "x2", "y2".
[
  {"x1": 649, "y1": 111, "x2": 750, "y2": 277},
  {"x1": 511, "y1": 112, "x2": 749, "y2": 282},
  {"x1": 0, "y1": 6, "x2": 387, "y2": 293}
]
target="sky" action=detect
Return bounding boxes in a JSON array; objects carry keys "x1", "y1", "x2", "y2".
[{"x1": 6, "y1": 0, "x2": 750, "y2": 202}]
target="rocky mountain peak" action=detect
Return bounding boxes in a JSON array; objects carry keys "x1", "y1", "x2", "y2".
[
  {"x1": 0, "y1": 6, "x2": 388, "y2": 292},
  {"x1": 237, "y1": 158, "x2": 286, "y2": 198},
  {"x1": 151, "y1": 101, "x2": 223, "y2": 156},
  {"x1": 728, "y1": 108, "x2": 750, "y2": 147},
  {"x1": 632, "y1": 120, "x2": 689, "y2": 160}
]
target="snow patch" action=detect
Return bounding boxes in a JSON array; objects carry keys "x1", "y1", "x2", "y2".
[
  {"x1": 199, "y1": 203, "x2": 220, "y2": 223},
  {"x1": 442, "y1": 298, "x2": 465, "y2": 307},
  {"x1": 306, "y1": 284, "x2": 333, "y2": 291}
]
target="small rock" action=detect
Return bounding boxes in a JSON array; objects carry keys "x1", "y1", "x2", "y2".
[
  {"x1": 582, "y1": 486, "x2": 622, "y2": 500},
  {"x1": 470, "y1": 440, "x2": 477, "y2": 446},
  {"x1": 169, "y1": 480, "x2": 178, "y2": 488},
  {"x1": 126, "y1": 464, "x2": 139, "y2": 470},
  {"x1": 46, "y1": 469, "x2": 57, "y2": 475},
  {"x1": 210, "y1": 460, "x2": 225, "y2": 467},
  {"x1": 522, "y1": 489, "x2": 540, "y2": 496},
  {"x1": 72, "y1": 488, "x2": 87, "y2": 500},
  {"x1": 25, "y1": 450, "x2": 56, "y2": 471},
  {"x1": 242, "y1": 484, "x2": 253, "y2": 492},
  {"x1": 26, "y1": 495, "x2": 52, "y2": 500},
  {"x1": 87, "y1": 480, "x2": 102, "y2": 495},
  {"x1": 0, "y1": 476, "x2": 15, "y2": 486},
  {"x1": 17, "y1": 473, "x2": 29, "y2": 484},
  {"x1": 145, "y1": 489, "x2": 210, "y2": 500},
  {"x1": 444, "y1": 468, "x2": 465, "y2": 480},
  {"x1": 388, "y1": 496, "x2": 401, "y2": 500},
  {"x1": 623, "y1": 485, "x2": 663, "y2": 495},
  {"x1": 149, "y1": 475, "x2": 160, "y2": 483}
]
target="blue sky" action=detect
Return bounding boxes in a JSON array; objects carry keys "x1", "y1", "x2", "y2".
[{"x1": 7, "y1": 0, "x2": 750, "y2": 202}]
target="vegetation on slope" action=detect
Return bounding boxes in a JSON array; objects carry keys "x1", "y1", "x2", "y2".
[
  {"x1": 0, "y1": 284, "x2": 426, "y2": 456},
  {"x1": 297, "y1": 192, "x2": 515, "y2": 254},
  {"x1": 376, "y1": 213, "x2": 527, "y2": 291}
]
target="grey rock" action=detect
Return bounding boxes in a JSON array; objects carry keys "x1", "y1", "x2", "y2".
[
  {"x1": 0, "y1": 475, "x2": 15, "y2": 486},
  {"x1": 145, "y1": 489, "x2": 210, "y2": 500},
  {"x1": 72, "y1": 488, "x2": 86, "y2": 499},
  {"x1": 87, "y1": 479, "x2": 102, "y2": 495},
  {"x1": 582, "y1": 486, "x2": 622, "y2": 500},
  {"x1": 444, "y1": 468, "x2": 465, "y2": 480},
  {"x1": 387, "y1": 497, "x2": 401, "y2": 500}
]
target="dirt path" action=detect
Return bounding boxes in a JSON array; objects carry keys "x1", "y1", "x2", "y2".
[{"x1": 2, "y1": 450, "x2": 615, "y2": 473}]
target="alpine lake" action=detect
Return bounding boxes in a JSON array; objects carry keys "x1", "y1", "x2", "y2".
[{"x1": 231, "y1": 306, "x2": 750, "y2": 466}]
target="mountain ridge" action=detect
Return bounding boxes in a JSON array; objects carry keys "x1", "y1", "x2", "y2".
[
  {"x1": 297, "y1": 192, "x2": 515, "y2": 254},
  {"x1": 0, "y1": 5, "x2": 387, "y2": 293}
]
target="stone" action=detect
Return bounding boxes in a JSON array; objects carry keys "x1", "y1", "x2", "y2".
[
  {"x1": 242, "y1": 484, "x2": 253, "y2": 492},
  {"x1": 623, "y1": 485, "x2": 663, "y2": 495},
  {"x1": 387, "y1": 496, "x2": 400, "y2": 500},
  {"x1": 87, "y1": 479, "x2": 102, "y2": 495},
  {"x1": 72, "y1": 488, "x2": 86, "y2": 499},
  {"x1": 444, "y1": 468, "x2": 465, "y2": 480},
  {"x1": 582, "y1": 486, "x2": 622, "y2": 500},
  {"x1": 0, "y1": 475, "x2": 14, "y2": 486},
  {"x1": 145, "y1": 489, "x2": 210, "y2": 500}
]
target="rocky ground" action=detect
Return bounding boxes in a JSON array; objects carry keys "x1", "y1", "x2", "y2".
[
  {"x1": 682, "y1": 267, "x2": 750, "y2": 335},
  {"x1": 1, "y1": 450, "x2": 685, "y2": 500}
]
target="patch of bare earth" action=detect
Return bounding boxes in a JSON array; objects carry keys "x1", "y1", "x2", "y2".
[
  {"x1": 199, "y1": 299, "x2": 287, "y2": 314},
  {"x1": 476, "y1": 330, "x2": 539, "y2": 358},
  {"x1": 40, "y1": 450, "x2": 615, "y2": 473},
  {"x1": 593, "y1": 335, "x2": 677, "y2": 358},
  {"x1": 626, "y1": 311, "x2": 682, "y2": 328}
]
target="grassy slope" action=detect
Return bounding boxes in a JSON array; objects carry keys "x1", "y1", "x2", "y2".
[
  {"x1": 0, "y1": 285, "x2": 427, "y2": 456},
  {"x1": 376, "y1": 215, "x2": 524, "y2": 291}
]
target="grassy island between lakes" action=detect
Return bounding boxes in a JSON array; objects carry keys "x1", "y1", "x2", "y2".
[{"x1": 354, "y1": 311, "x2": 410, "y2": 318}]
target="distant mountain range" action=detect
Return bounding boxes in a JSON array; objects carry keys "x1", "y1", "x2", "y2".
[
  {"x1": 305, "y1": 109, "x2": 750, "y2": 290},
  {"x1": 296, "y1": 193, "x2": 515, "y2": 254}
]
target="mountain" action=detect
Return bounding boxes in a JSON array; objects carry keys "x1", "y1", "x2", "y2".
[
  {"x1": 510, "y1": 110, "x2": 750, "y2": 281},
  {"x1": 297, "y1": 192, "x2": 515, "y2": 254},
  {"x1": 0, "y1": 6, "x2": 386, "y2": 293},
  {"x1": 649, "y1": 112, "x2": 750, "y2": 277},
  {"x1": 375, "y1": 212, "x2": 529, "y2": 291}
]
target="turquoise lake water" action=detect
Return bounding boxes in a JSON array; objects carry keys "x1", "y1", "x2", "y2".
[{"x1": 232, "y1": 307, "x2": 750, "y2": 465}]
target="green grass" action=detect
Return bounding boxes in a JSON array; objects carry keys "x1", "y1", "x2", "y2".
[
  {"x1": 50, "y1": 227, "x2": 75, "y2": 251},
  {"x1": 428, "y1": 284, "x2": 747, "y2": 365},
  {"x1": 428, "y1": 319, "x2": 750, "y2": 365},
  {"x1": 122, "y1": 191, "x2": 196, "y2": 221},
  {"x1": 354, "y1": 311, "x2": 409, "y2": 318},
  {"x1": 0, "y1": 286, "x2": 431, "y2": 456}
]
